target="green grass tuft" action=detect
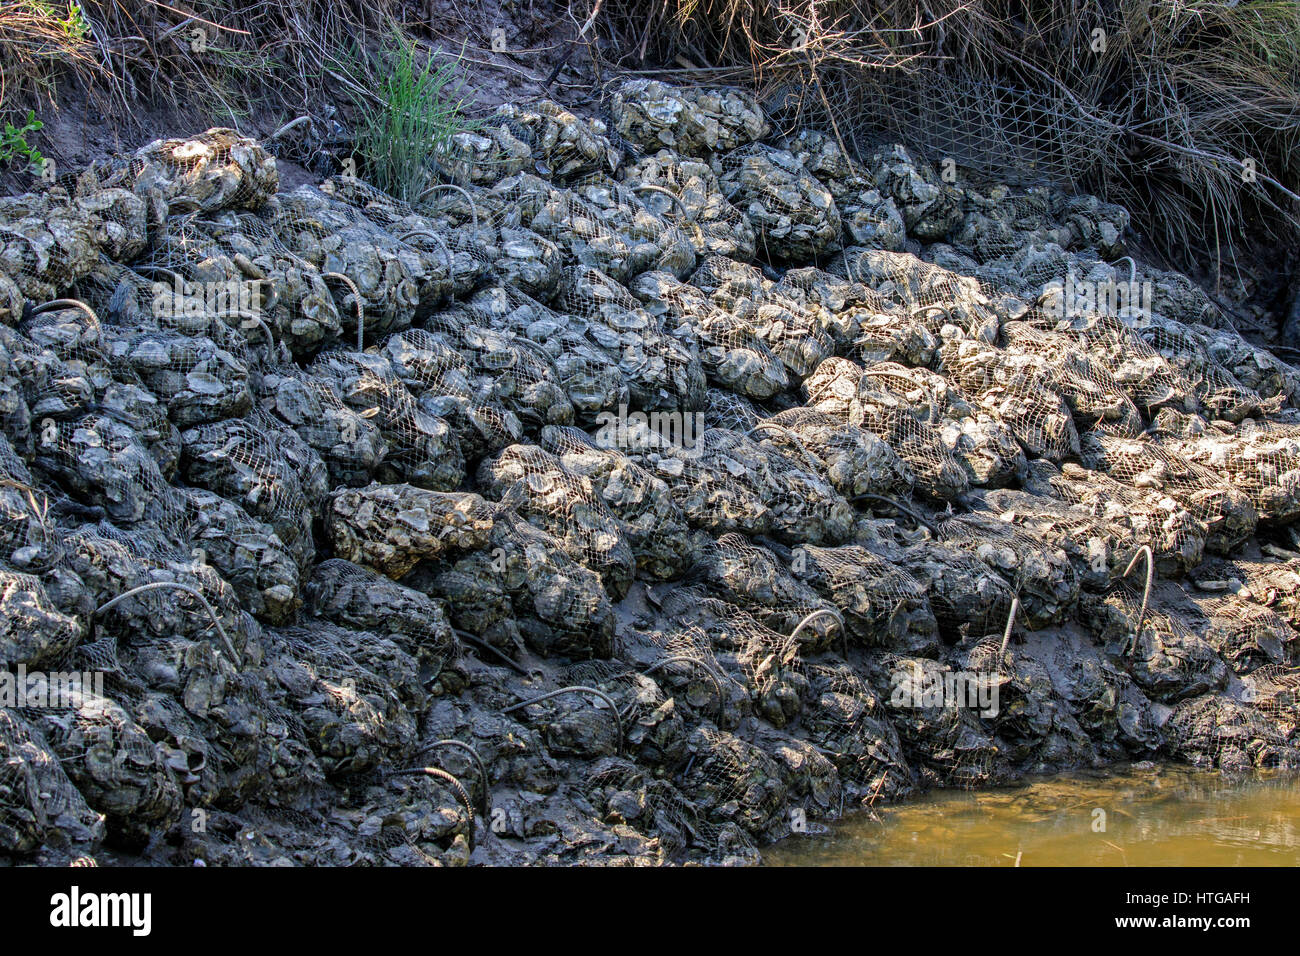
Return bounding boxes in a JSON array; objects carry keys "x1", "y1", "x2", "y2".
[{"x1": 336, "y1": 29, "x2": 477, "y2": 204}]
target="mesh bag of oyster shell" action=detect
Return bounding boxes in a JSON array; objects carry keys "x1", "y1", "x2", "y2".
[
  {"x1": 1002, "y1": 321, "x2": 1146, "y2": 437},
  {"x1": 894, "y1": 538, "x2": 1017, "y2": 641},
  {"x1": 781, "y1": 129, "x2": 908, "y2": 252},
  {"x1": 726, "y1": 284, "x2": 833, "y2": 380},
  {"x1": 267, "y1": 185, "x2": 430, "y2": 341},
  {"x1": 308, "y1": 349, "x2": 464, "y2": 491},
  {"x1": 58, "y1": 520, "x2": 173, "y2": 607},
  {"x1": 407, "y1": 180, "x2": 563, "y2": 301},
  {"x1": 318, "y1": 176, "x2": 479, "y2": 305},
  {"x1": 472, "y1": 221, "x2": 564, "y2": 302},
  {"x1": 493, "y1": 100, "x2": 619, "y2": 183},
  {"x1": 1089, "y1": 587, "x2": 1228, "y2": 702},
  {"x1": 34, "y1": 412, "x2": 187, "y2": 527},
  {"x1": 756, "y1": 407, "x2": 915, "y2": 499},
  {"x1": 426, "y1": 307, "x2": 577, "y2": 428},
  {"x1": 937, "y1": 409, "x2": 1029, "y2": 489},
  {"x1": 24, "y1": 686, "x2": 184, "y2": 848},
  {"x1": 1080, "y1": 432, "x2": 1258, "y2": 553},
  {"x1": 0, "y1": 429, "x2": 31, "y2": 482},
  {"x1": 326, "y1": 483, "x2": 496, "y2": 579},
  {"x1": 134, "y1": 214, "x2": 276, "y2": 322},
  {"x1": 266, "y1": 623, "x2": 418, "y2": 775},
  {"x1": 1164, "y1": 693, "x2": 1299, "y2": 773},
  {"x1": 613, "y1": 623, "x2": 735, "y2": 728},
  {"x1": 0, "y1": 320, "x2": 105, "y2": 434},
  {"x1": 540, "y1": 424, "x2": 693, "y2": 580},
  {"x1": 805, "y1": 355, "x2": 865, "y2": 420},
  {"x1": 177, "y1": 486, "x2": 301, "y2": 625},
  {"x1": 969, "y1": 239, "x2": 1066, "y2": 301},
  {"x1": 702, "y1": 387, "x2": 761, "y2": 433},
  {"x1": 71, "y1": 257, "x2": 162, "y2": 333},
  {"x1": 60, "y1": 520, "x2": 254, "y2": 665},
  {"x1": 1187, "y1": 556, "x2": 1300, "y2": 628},
  {"x1": 847, "y1": 302, "x2": 943, "y2": 368},
  {"x1": 1160, "y1": 419, "x2": 1300, "y2": 524},
  {"x1": 629, "y1": 270, "x2": 789, "y2": 400},
  {"x1": 1196, "y1": 323, "x2": 1300, "y2": 404},
  {"x1": 851, "y1": 373, "x2": 971, "y2": 502},
  {"x1": 491, "y1": 173, "x2": 660, "y2": 283},
  {"x1": 1052, "y1": 312, "x2": 1198, "y2": 413},
  {"x1": 378, "y1": 328, "x2": 523, "y2": 458},
  {"x1": 0, "y1": 568, "x2": 83, "y2": 667},
  {"x1": 431, "y1": 118, "x2": 534, "y2": 187},
  {"x1": 857, "y1": 361, "x2": 964, "y2": 425},
  {"x1": 185, "y1": 210, "x2": 344, "y2": 355},
  {"x1": 510, "y1": 666, "x2": 644, "y2": 762},
  {"x1": 255, "y1": 363, "x2": 388, "y2": 487},
  {"x1": 619, "y1": 149, "x2": 757, "y2": 261},
  {"x1": 939, "y1": 336, "x2": 1081, "y2": 463},
  {"x1": 0, "y1": 187, "x2": 149, "y2": 304},
  {"x1": 710, "y1": 144, "x2": 839, "y2": 263},
  {"x1": 378, "y1": 326, "x2": 469, "y2": 395},
  {"x1": 790, "y1": 544, "x2": 937, "y2": 652},
  {"x1": 570, "y1": 173, "x2": 698, "y2": 278},
  {"x1": 433, "y1": 509, "x2": 615, "y2": 659},
  {"x1": 1241, "y1": 665, "x2": 1300, "y2": 729},
  {"x1": 980, "y1": 486, "x2": 1134, "y2": 593},
  {"x1": 585, "y1": 758, "x2": 752, "y2": 860},
  {"x1": 305, "y1": 558, "x2": 459, "y2": 685},
  {"x1": 661, "y1": 587, "x2": 804, "y2": 728},
  {"x1": 689, "y1": 255, "x2": 834, "y2": 378},
  {"x1": 99, "y1": 326, "x2": 253, "y2": 428},
  {"x1": 698, "y1": 533, "x2": 843, "y2": 653},
  {"x1": 652, "y1": 427, "x2": 854, "y2": 543},
  {"x1": 1045, "y1": 461, "x2": 1207, "y2": 576},
  {"x1": 680, "y1": 725, "x2": 786, "y2": 843},
  {"x1": 461, "y1": 285, "x2": 628, "y2": 423},
  {"x1": 103, "y1": 128, "x2": 278, "y2": 216},
  {"x1": 936, "y1": 512, "x2": 1079, "y2": 628},
  {"x1": 945, "y1": 188, "x2": 1054, "y2": 265},
  {"x1": 555, "y1": 266, "x2": 706, "y2": 411},
  {"x1": 827, "y1": 247, "x2": 1000, "y2": 341},
  {"x1": 17, "y1": 290, "x2": 106, "y2": 360},
  {"x1": 801, "y1": 662, "x2": 913, "y2": 802},
  {"x1": 0, "y1": 395, "x2": 35, "y2": 475},
  {"x1": 1198, "y1": 596, "x2": 1299, "y2": 675},
  {"x1": 862, "y1": 143, "x2": 964, "y2": 243},
  {"x1": 478, "y1": 443, "x2": 636, "y2": 600},
  {"x1": 773, "y1": 266, "x2": 896, "y2": 349},
  {"x1": 607, "y1": 80, "x2": 770, "y2": 157},
  {"x1": 688, "y1": 253, "x2": 767, "y2": 300},
  {"x1": 878, "y1": 654, "x2": 1000, "y2": 791},
  {"x1": 179, "y1": 413, "x2": 326, "y2": 568},
  {"x1": 1139, "y1": 320, "x2": 1274, "y2": 423},
  {"x1": 0, "y1": 708, "x2": 106, "y2": 856},
  {"x1": 1048, "y1": 194, "x2": 1131, "y2": 260}
]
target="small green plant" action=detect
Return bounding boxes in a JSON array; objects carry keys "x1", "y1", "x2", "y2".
[
  {"x1": 55, "y1": 2, "x2": 89, "y2": 42},
  {"x1": 0, "y1": 110, "x2": 45, "y2": 174},
  {"x1": 337, "y1": 29, "x2": 477, "y2": 203}
]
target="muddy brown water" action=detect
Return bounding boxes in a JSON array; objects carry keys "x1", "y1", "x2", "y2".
[{"x1": 763, "y1": 765, "x2": 1300, "y2": 866}]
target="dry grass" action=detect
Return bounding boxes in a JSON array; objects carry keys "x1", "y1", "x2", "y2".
[
  {"x1": 0, "y1": 2, "x2": 101, "y2": 107},
  {"x1": 0, "y1": 1, "x2": 416, "y2": 130}
]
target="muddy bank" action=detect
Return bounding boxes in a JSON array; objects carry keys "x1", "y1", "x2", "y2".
[{"x1": 0, "y1": 84, "x2": 1298, "y2": 867}]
